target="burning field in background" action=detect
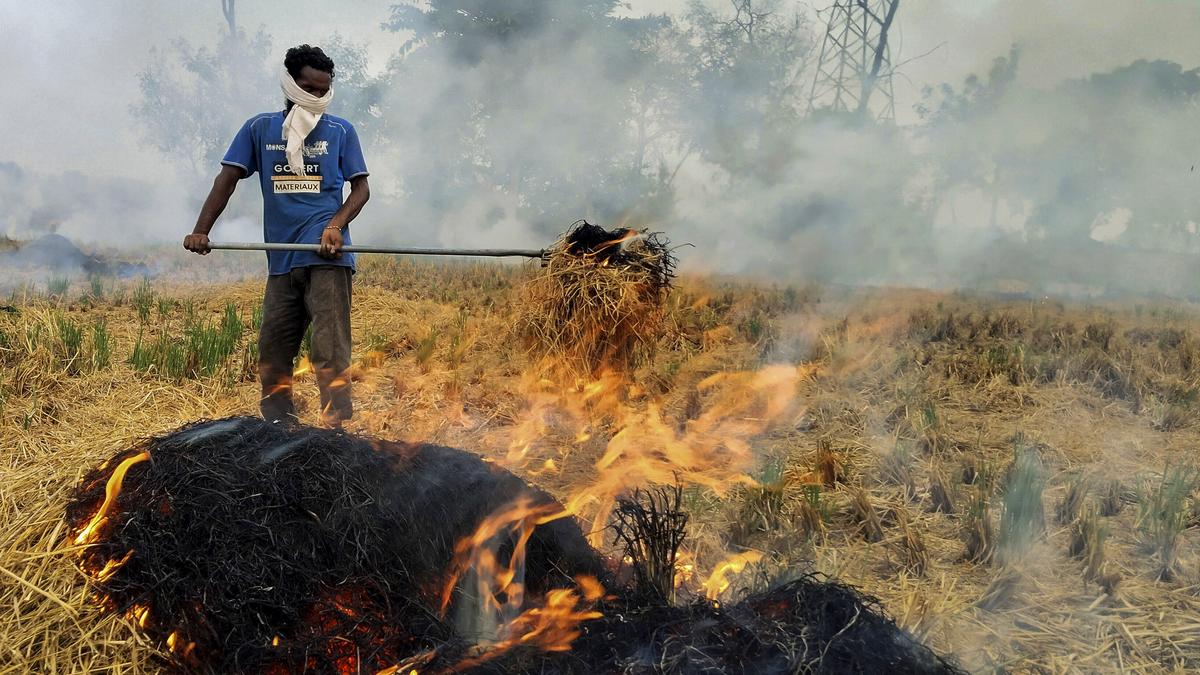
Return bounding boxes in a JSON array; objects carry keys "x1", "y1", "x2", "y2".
[{"x1": 2, "y1": 243, "x2": 1200, "y2": 672}]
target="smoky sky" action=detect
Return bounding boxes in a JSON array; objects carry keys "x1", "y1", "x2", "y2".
[
  {"x1": 4, "y1": 1, "x2": 1200, "y2": 294},
  {"x1": 7, "y1": 1, "x2": 1198, "y2": 181}
]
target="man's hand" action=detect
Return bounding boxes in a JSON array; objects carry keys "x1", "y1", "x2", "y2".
[
  {"x1": 319, "y1": 226, "x2": 344, "y2": 259},
  {"x1": 184, "y1": 233, "x2": 211, "y2": 255}
]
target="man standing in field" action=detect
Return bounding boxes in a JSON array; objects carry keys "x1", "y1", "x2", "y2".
[{"x1": 184, "y1": 44, "x2": 370, "y2": 428}]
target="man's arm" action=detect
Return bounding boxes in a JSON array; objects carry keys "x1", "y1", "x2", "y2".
[
  {"x1": 184, "y1": 165, "x2": 245, "y2": 255},
  {"x1": 319, "y1": 175, "x2": 371, "y2": 259}
]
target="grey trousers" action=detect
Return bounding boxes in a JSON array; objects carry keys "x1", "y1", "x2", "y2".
[{"x1": 258, "y1": 265, "x2": 353, "y2": 425}]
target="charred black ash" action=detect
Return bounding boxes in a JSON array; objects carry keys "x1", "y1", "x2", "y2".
[
  {"x1": 67, "y1": 417, "x2": 604, "y2": 674},
  {"x1": 505, "y1": 574, "x2": 965, "y2": 675},
  {"x1": 561, "y1": 220, "x2": 676, "y2": 291}
]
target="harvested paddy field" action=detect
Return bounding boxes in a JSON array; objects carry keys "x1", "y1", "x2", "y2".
[{"x1": 3, "y1": 255, "x2": 1199, "y2": 673}]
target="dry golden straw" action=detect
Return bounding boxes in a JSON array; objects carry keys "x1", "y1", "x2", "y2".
[{"x1": 516, "y1": 223, "x2": 675, "y2": 376}]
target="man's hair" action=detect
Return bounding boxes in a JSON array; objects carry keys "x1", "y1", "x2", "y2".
[{"x1": 284, "y1": 44, "x2": 335, "y2": 79}]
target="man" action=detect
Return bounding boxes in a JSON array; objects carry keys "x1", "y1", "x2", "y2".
[{"x1": 184, "y1": 44, "x2": 370, "y2": 427}]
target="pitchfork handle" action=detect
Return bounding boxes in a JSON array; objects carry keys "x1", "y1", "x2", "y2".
[{"x1": 207, "y1": 242, "x2": 546, "y2": 259}]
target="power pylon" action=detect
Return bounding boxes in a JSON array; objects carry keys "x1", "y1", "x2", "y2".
[{"x1": 807, "y1": 0, "x2": 900, "y2": 122}]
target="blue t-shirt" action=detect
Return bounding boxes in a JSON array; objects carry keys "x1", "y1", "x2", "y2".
[{"x1": 221, "y1": 111, "x2": 369, "y2": 275}]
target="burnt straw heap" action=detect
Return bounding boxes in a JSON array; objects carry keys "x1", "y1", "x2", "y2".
[{"x1": 67, "y1": 417, "x2": 962, "y2": 674}]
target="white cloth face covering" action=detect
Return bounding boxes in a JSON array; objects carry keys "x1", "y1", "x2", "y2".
[{"x1": 279, "y1": 69, "x2": 332, "y2": 177}]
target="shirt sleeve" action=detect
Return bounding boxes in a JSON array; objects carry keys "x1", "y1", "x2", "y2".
[
  {"x1": 220, "y1": 118, "x2": 259, "y2": 178},
  {"x1": 340, "y1": 123, "x2": 369, "y2": 180}
]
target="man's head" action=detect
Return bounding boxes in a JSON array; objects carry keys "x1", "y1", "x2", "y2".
[{"x1": 284, "y1": 45, "x2": 335, "y2": 106}]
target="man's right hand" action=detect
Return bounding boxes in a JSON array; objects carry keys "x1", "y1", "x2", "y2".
[{"x1": 184, "y1": 233, "x2": 211, "y2": 255}]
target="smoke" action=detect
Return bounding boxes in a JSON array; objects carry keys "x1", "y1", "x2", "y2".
[
  {"x1": 4, "y1": 1, "x2": 1200, "y2": 295},
  {"x1": 0, "y1": 161, "x2": 178, "y2": 244}
]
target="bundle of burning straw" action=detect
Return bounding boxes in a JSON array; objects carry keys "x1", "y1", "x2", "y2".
[
  {"x1": 66, "y1": 418, "x2": 961, "y2": 674},
  {"x1": 66, "y1": 417, "x2": 605, "y2": 674},
  {"x1": 518, "y1": 221, "x2": 676, "y2": 375}
]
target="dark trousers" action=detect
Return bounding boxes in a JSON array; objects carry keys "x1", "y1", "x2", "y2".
[{"x1": 258, "y1": 265, "x2": 353, "y2": 425}]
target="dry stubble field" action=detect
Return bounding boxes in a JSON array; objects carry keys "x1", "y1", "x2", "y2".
[{"x1": 2, "y1": 252, "x2": 1200, "y2": 673}]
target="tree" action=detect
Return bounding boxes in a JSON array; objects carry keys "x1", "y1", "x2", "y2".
[
  {"x1": 380, "y1": 0, "x2": 673, "y2": 233},
  {"x1": 916, "y1": 45, "x2": 1021, "y2": 232},
  {"x1": 385, "y1": 0, "x2": 624, "y2": 65},
  {"x1": 674, "y1": 0, "x2": 817, "y2": 181},
  {"x1": 920, "y1": 54, "x2": 1200, "y2": 251},
  {"x1": 132, "y1": 28, "x2": 275, "y2": 178},
  {"x1": 131, "y1": 5, "x2": 383, "y2": 188}
]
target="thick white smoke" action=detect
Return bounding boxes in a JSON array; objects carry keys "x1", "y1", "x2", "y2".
[{"x1": 4, "y1": 1, "x2": 1200, "y2": 295}]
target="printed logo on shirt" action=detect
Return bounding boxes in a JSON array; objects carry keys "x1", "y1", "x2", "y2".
[
  {"x1": 264, "y1": 141, "x2": 329, "y2": 157},
  {"x1": 304, "y1": 140, "x2": 329, "y2": 157},
  {"x1": 272, "y1": 163, "x2": 321, "y2": 193}
]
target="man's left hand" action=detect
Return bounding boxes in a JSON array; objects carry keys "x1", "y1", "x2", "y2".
[{"x1": 319, "y1": 226, "x2": 344, "y2": 259}]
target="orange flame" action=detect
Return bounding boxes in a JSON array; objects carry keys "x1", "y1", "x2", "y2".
[
  {"x1": 375, "y1": 649, "x2": 435, "y2": 675},
  {"x1": 127, "y1": 603, "x2": 151, "y2": 629},
  {"x1": 674, "y1": 550, "x2": 696, "y2": 589},
  {"x1": 95, "y1": 549, "x2": 134, "y2": 582},
  {"x1": 438, "y1": 497, "x2": 568, "y2": 618},
  {"x1": 458, "y1": 359, "x2": 807, "y2": 658},
  {"x1": 497, "y1": 364, "x2": 808, "y2": 547},
  {"x1": 74, "y1": 451, "x2": 150, "y2": 545},
  {"x1": 498, "y1": 585, "x2": 603, "y2": 650},
  {"x1": 449, "y1": 577, "x2": 605, "y2": 670},
  {"x1": 701, "y1": 551, "x2": 764, "y2": 601},
  {"x1": 585, "y1": 228, "x2": 641, "y2": 259}
]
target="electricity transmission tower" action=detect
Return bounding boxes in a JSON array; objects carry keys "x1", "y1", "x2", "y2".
[{"x1": 807, "y1": 0, "x2": 900, "y2": 122}]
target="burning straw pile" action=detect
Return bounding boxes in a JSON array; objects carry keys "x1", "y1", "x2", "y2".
[
  {"x1": 517, "y1": 222, "x2": 676, "y2": 375},
  {"x1": 67, "y1": 418, "x2": 962, "y2": 674},
  {"x1": 66, "y1": 417, "x2": 605, "y2": 673}
]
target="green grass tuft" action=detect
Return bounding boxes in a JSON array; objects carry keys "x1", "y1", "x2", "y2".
[
  {"x1": 132, "y1": 278, "x2": 154, "y2": 324},
  {"x1": 53, "y1": 313, "x2": 84, "y2": 374},
  {"x1": 91, "y1": 318, "x2": 111, "y2": 370},
  {"x1": 46, "y1": 276, "x2": 70, "y2": 299},
  {"x1": 997, "y1": 446, "x2": 1047, "y2": 566},
  {"x1": 1135, "y1": 464, "x2": 1197, "y2": 581}
]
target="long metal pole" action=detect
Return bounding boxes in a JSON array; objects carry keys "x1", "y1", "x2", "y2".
[{"x1": 207, "y1": 241, "x2": 545, "y2": 259}]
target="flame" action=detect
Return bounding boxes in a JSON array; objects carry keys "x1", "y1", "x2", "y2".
[
  {"x1": 438, "y1": 497, "x2": 568, "y2": 618},
  {"x1": 701, "y1": 551, "x2": 764, "y2": 601},
  {"x1": 375, "y1": 650, "x2": 435, "y2": 675},
  {"x1": 76, "y1": 315, "x2": 807, "y2": 668},
  {"x1": 527, "y1": 458, "x2": 559, "y2": 478},
  {"x1": 439, "y1": 361, "x2": 802, "y2": 662},
  {"x1": 165, "y1": 630, "x2": 196, "y2": 659},
  {"x1": 587, "y1": 228, "x2": 641, "y2": 258},
  {"x1": 497, "y1": 364, "x2": 809, "y2": 547},
  {"x1": 674, "y1": 550, "x2": 697, "y2": 589},
  {"x1": 440, "y1": 358, "x2": 806, "y2": 657},
  {"x1": 574, "y1": 574, "x2": 606, "y2": 602},
  {"x1": 498, "y1": 585, "x2": 603, "y2": 650},
  {"x1": 437, "y1": 493, "x2": 608, "y2": 666},
  {"x1": 95, "y1": 550, "x2": 133, "y2": 582},
  {"x1": 127, "y1": 603, "x2": 151, "y2": 628},
  {"x1": 74, "y1": 451, "x2": 150, "y2": 545},
  {"x1": 449, "y1": 579, "x2": 605, "y2": 670}
]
